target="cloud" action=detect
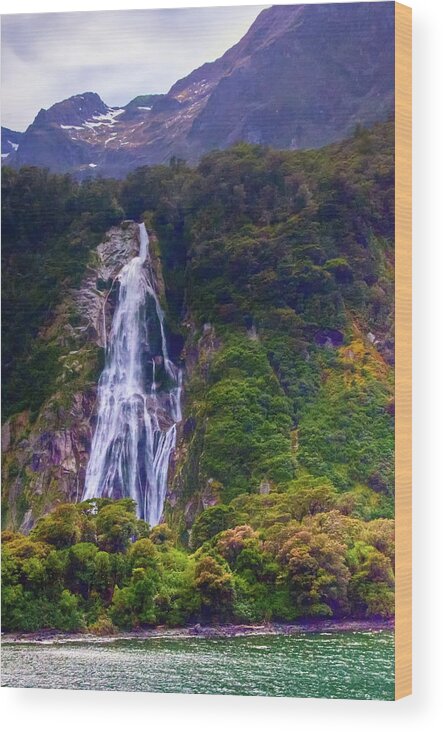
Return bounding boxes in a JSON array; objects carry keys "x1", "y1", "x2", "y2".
[{"x1": 1, "y1": 6, "x2": 265, "y2": 130}]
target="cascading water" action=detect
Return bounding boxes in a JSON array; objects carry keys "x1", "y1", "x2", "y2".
[{"x1": 82, "y1": 223, "x2": 182, "y2": 526}]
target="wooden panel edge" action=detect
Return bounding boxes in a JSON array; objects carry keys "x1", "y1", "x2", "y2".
[{"x1": 394, "y1": 0, "x2": 412, "y2": 701}]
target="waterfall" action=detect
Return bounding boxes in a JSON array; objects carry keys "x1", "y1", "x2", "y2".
[{"x1": 82, "y1": 223, "x2": 182, "y2": 526}]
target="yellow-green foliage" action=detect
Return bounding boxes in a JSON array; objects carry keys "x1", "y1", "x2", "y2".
[{"x1": 2, "y1": 497, "x2": 395, "y2": 631}]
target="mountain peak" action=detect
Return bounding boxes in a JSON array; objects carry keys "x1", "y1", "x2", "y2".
[
  {"x1": 3, "y1": 3, "x2": 394, "y2": 178},
  {"x1": 185, "y1": 1, "x2": 394, "y2": 153},
  {"x1": 34, "y1": 92, "x2": 109, "y2": 128}
]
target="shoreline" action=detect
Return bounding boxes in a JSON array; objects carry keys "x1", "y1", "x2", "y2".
[{"x1": 2, "y1": 618, "x2": 394, "y2": 645}]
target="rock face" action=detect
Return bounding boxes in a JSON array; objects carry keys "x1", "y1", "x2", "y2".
[
  {"x1": 3, "y1": 3, "x2": 394, "y2": 178},
  {"x1": 2, "y1": 392, "x2": 97, "y2": 533},
  {"x1": 183, "y1": 2, "x2": 394, "y2": 154},
  {"x1": 1, "y1": 223, "x2": 143, "y2": 531},
  {"x1": 74, "y1": 222, "x2": 141, "y2": 347}
]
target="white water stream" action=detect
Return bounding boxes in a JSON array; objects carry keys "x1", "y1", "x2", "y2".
[{"x1": 82, "y1": 223, "x2": 181, "y2": 525}]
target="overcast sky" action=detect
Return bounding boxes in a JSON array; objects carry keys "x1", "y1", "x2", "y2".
[{"x1": 1, "y1": 5, "x2": 265, "y2": 131}]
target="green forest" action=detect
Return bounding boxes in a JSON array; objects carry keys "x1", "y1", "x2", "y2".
[
  {"x1": 2, "y1": 120, "x2": 395, "y2": 632},
  {"x1": 2, "y1": 497, "x2": 393, "y2": 632}
]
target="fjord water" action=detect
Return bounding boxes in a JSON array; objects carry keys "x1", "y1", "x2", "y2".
[
  {"x1": 1, "y1": 631, "x2": 394, "y2": 699},
  {"x1": 83, "y1": 223, "x2": 181, "y2": 525}
]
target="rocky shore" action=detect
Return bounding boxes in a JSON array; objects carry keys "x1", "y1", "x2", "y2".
[{"x1": 2, "y1": 618, "x2": 394, "y2": 645}]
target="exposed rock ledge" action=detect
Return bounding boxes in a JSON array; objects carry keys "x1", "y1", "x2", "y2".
[
  {"x1": 2, "y1": 619, "x2": 394, "y2": 644},
  {"x1": 74, "y1": 221, "x2": 140, "y2": 347}
]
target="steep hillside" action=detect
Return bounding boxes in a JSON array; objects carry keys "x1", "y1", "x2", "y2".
[
  {"x1": 1, "y1": 120, "x2": 395, "y2": 628},
  {"x1": 3, "y1": 3, "x2": 394, "y2": 178},
  {"x1": 2, "y1": 120, "x2": 394, "y2": 527}
]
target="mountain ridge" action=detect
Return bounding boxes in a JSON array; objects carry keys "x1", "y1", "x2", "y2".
[{"x1": 2, "y1": 2, "x2": 394, "y2": 178}]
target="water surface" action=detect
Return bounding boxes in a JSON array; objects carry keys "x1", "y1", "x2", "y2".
[{"x1": 2, "y1": 630, "x2": 394, "y2": 699}]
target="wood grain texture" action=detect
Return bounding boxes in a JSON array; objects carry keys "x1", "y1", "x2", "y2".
[{"x1": 394, "y1": 1, "x2": 412, "y2": 701}]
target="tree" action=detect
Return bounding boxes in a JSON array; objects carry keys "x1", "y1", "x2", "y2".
[
  {"x1": 93, "y1": 551, "x2": 112, "y2": 598},
  {"x1": 193, "y1": 555, "x2": 234, "y2": 621},
  {"x1": 129, "y1": 538, "x2": 158, "y2": 569},
  {"x1": 55, "y1": 589, "x2": 84, "y2": 631},
  {"x1": 66, "y1": 542, "x2": 98, "y2": 599},
  {"x1": 150, "y1": 523, "x2": 174, "y2": 546},
  {"x1": 110, "y1": 567, "x2": 158, "y2": 628},
  {"x1": 190, "y1": 505, "x2": 237, "y2": 549},
  {"x1": 96, "y1": 500, "x2": 138, "y2": 553},
  {"x1": 216, "y1": 525, "x2": 259, "y2": 565},
  {"x1": 31, "y1": 504, "x2": 87, "y2": 549},
  {"x1": 347, "y1": 541, "x2": 394, "y2": 618},
  {"x1": 286, "y1": 476, "x2": 339, "y2": 521},
  {"x1": 267, "y1": 526, "x2": 350, "y2": 617}
]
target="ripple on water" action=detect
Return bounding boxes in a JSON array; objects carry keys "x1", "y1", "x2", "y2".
[{"x1": 1, "y1": 630, "x2": 394, "y2": 700}]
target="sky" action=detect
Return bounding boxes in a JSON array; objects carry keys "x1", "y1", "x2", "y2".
[{"x1": 1, "y1": 5, "x2": 265, "y2": 131}]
